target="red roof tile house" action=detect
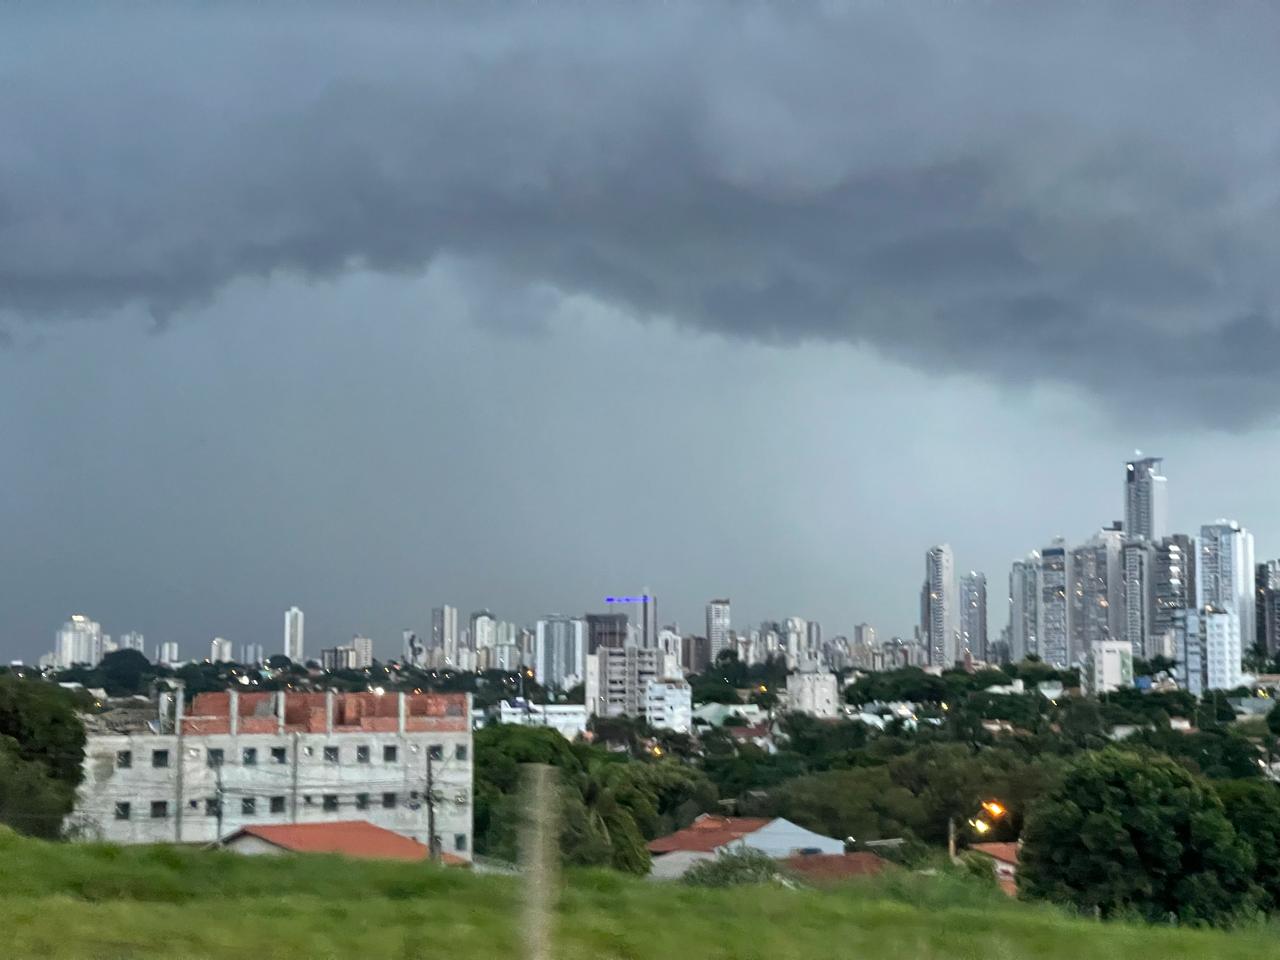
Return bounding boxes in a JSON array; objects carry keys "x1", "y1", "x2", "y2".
[
  {"x1": 647, "y1": 814, "x2": 844, "y2": 879},
  {"x1": 217, "y1": 820, "x2": 466, "y2": 865},
  {"x1": 969, "y1": 841, "x2": 1020, "y2": 896},
  {"x1": 784, "y1": 851, "x2": 890, "y2": 884}
]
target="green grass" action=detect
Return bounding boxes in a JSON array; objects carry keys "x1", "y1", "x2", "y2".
[{"x1": 3, "y1": 828, "x2": 1279, "y2": 960}]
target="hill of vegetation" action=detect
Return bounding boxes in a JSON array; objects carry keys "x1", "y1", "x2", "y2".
[{"x1": 3, "y1": 829, "x2": 1280, "y2": 960}]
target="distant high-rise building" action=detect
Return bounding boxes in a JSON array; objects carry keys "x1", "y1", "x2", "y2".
[
  {"x1": 210, "y1": 637, "x2": 234, "y2": 663},
  {"x1": 585, "y1": 646, "x2": 679, "y2": 720},
  {"x1": 284, "y1": 606, "x2": 305, "y2": 663},
  {"x1": 157, "y1": 641, "x2": 181, "y2": 666},
  {"x1": 403, "y1": 630, "x2": 425, "y2": 667},
  {"x1": 853, "y1": 623, "x2": 876, "y2": 650},
  {"x1": 118, "y1": 632, "x2": 147, "y2": 654},
  {"x1": 1175, "y1": 605, "x2": 1242, "y2": 695},
  {"x1": 922, "y1": 545, "x2": 958, "y2": 667},
  {"x1": 585, "y1": 613, "x2": 628, "y2": 654},
  {"x1": 1038, "y1": 540, "x2": 1071, "y2": 667},
  {"x1": 1257, "y1": 561, "x2": 1280, "y2": 657},
  {"x1": 806, "y1": 620, "x2": 822, "y2": 653},
  {"x1": 1124, "y1": 455, "x2": 1168, "y2": 542},
  {"x1": 1122, "y1": 539, "x2": 1157, "y2": 659},
  {"x1": 352, "y1": 636, "x2": 375, "y2": 668},
  {"x1": 534, "y1": 616, "x2": 586, "y2": 690},
  {"x1": 1071, "y1": 526, "x2": 1124, "y2": 656},
  {"x1": 1197, "y1": 521, "x2": 1256, "y2": 659},
  {"x1": 432, "y1": 606, "x2": 459, "y2": 664},
  {"x1": 1153, "y1": 535, "x2": 1196, "y2": 653},
  {"x1": 470, "y1": 612, "x2": 497, "y2": 650},
  {"x1": 959, "y1": 571, "x2": 988, "y2": 660},
  {"x1": 54, "y1": 615, "x2": 104, "y2": 670},
  {"x1": 1008, "y1": 552, "x2": 1040, "y2": 661},
  {"x1": 681, "y1": 634, "x2": 711, "y2": 675},
  {"x1": 706, "y1": 600, "x2": 731, "y2": 662},
  {"x1": 240, "y1": 642, "x2": 264, "y2": 665}
]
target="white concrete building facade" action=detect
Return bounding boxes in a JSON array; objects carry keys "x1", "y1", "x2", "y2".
[{"x1": 786, "y1": 671, "x2": 839, "y2": 718}]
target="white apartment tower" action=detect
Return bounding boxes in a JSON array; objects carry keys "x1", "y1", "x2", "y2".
[
  {"x1": 533, "y1": 616, "x2": 586, "y2": 690},
  {"x1": 1175, "y1": 606, "x2": 1242, "y2": 695},
  {"x1": 706, "y1": 599, "x2": 731, "y2": 662},
  {"x1": 210, "y1": 637, "x2": 234, "y2": 663},
  {"x1": 432, "y1": 606, "x2": 459, "y2": 665},
  {"x1": 1197, "y1": 521, "x2": 1256, "y2": 655},
  {"x1": 923, "y1": 545, "x2": 958, "y2": 667},
  {"x1": 283, "y1": 607, "x2": 305, "y2": 663},
  {"x1": 959, "y1": 571, "x2": 988, "y2": 660},
  {"x1": 1008, "y1": 552, "x2": 1040, "y2": 661},
  {"x1": 1125, "y1": 456, "x2": 1167, "y2": 542},
  {"x1": 53, "y1": 615, "x2": 105, "y2": 670},
  {"x1": 1038, "y1": 540, "x2": 1072, "y2": 667}
]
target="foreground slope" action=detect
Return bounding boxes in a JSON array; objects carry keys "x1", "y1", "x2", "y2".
[{"x1": 2, "y1": 831, "x2": 1278, "y2": 960}]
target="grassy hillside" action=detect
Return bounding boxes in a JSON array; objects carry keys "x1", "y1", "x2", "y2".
[{"x1": 2, "y1": 830, "x2": 1279, "y2": 960}]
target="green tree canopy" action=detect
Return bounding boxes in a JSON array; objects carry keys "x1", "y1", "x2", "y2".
[
  {"x1": 0, "y1": 675, "x2": 86, "y2": 787},
  {"x1": 98, "y1": 649, "x2": 153, "y2": 696},
  {"x1": 1020, "y1": 749, "x2": 1259, "y2": 925},
  {"x1": 0, "y1": 738, "x2": 75, "y2": 839},
  {"x1": 1216, "y1": 779, "x2": 1280, "y2": 912}
]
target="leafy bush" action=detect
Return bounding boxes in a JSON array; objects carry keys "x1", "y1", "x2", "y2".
[{"x1": 682, "y1": 848, "x2": 786, "y2": 887}]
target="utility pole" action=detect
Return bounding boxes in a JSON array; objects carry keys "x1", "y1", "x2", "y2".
[
  {"x1": 214, "y1": 761, "x2": 224, "y2": 841},
  {"x1": 289, "y1": 732, "x2": 300, "y2": 823},
  {"x1": 426, "y1": 751, "x2": 440, "y2": 863}
]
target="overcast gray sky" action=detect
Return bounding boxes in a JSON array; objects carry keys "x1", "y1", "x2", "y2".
[{"x1": 4, "y1": 3, "x2": 1280, "y2": 662}]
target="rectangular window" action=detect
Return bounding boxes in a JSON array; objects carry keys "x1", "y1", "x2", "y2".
[
  {"x1": 207, "y1": 748, "x2": 224, "y2": 768},
  {"x1": 241, "y1": 797, "x2": 256, "y2": 816},
  {"x1": 271, "y1": 747, "x2": 287, "y2": 764},
  {"x1": 428, "y1": 744, "x2": 443, "y2": 761},
  {"x1": 242, "y1": 747, "x2": 257, "y2": 766},
  {"x1": 356, "y1": 745, "x2": 370, "y2": 764},
  {"x1": 114, "y1": 802, "x2": 131, "y2": 820},
  {"x1": 152, "y1": 749, "x2": 170, "y2": 769},
  {"x1": 116, "y1": 750, "x2": 132, "y2": 769},
  {"x1": 205, "y1": 798, "x2": 221, "y2": 817},
  {"x1": 323, "y1": 746, "x2": 339, "y2": 764},
  {"x1": 383, "y1": 745, "x2": 398, "y2": 763},
  {"x1": 355, "y1": 793, "x2": 370, "y2": 810},
  {"x1": 382, "y1": 792, "x2": 397, "y2": 809},
  {"x1": 150, "y1": 800, "x2": 168, "y2": 819},
  {"x1": 455, "y1": 744, "x2": 468, "y2": 762},
  {"x1": 322, "y1": 794, "x2": 339, "y2": 812},
  {"x1": 270, "y1": 796, "x2": 286, "y2": 814},
  {"x1": 454, "y1": 833, "x2": 468, "y2": 852}
]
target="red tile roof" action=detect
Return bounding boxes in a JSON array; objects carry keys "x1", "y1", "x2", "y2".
[
  {"x1": 784, "y1": 852, "x2": 889, "y2": 882},
  {"x1": 969, "y1": 841, "x2": 1020, "y2": 866},
  {"x1": 221, "y1": 820, "x2": 465, "y2": 864},
  {"x1": 647, "y1": 815, "x2": 772, "y2": 854}
]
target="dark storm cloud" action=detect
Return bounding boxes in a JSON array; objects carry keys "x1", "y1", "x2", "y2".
[{"x1": 3, "y1": 2, "x2": 1280, "y2": 422}]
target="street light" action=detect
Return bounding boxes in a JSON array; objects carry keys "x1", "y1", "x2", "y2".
[{"x1": 949, "y1": 798, "x2": 1007, "y2": 859}]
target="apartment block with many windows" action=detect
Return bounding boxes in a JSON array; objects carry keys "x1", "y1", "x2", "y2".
[{"x1": 71, "y1": 690, "x2": 472, "y2": 859}]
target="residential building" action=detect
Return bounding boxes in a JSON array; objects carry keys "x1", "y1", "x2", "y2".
[
  {"x1": 533, "y1": 616, "x2": 585, "y2": 690},
  {"x1": 969, "y1": 842, "x2": 1020, "y2": 897},
  {"x1": 923, "y1": 544, "x2": 958, "y2": 667},
  {"x1": 118, "y1": 632, "x2": 147, "y2": 654},
  {"x1": 157, "y1": 641, "x2": 181, "y2": 667},
  {"x1": 585, "y1": 646, "x2": 679, "y2": 720},
  {"x1": 217, "y1": 820, "x2": 465, "y2": 865},
  {"x1": 647, "y1": 815, "x2": 844, "y2": 879},
  {"x1": 1038, "y1": 541, "x2": 1072, "y2": 667},
  {"x1": 489, "y1": 700, "x2": 589, "y2": 740},
  {"x1": 321, "y1": 646, "x2": 359, "y2": 672},
  {"x1": 1122, "y1": 538, "x2": 1157, "y2": 659},
  {"x1": 1124, "y1": 455, "x2": 1167, "y2": 542},
  {"x1": 959, "y1": 571, "x2": 988, "y2": 660},
  {"x1": 53, "y1": 615, "x2": 104, "y2": 669},
  {"x1": 1258, "y1": 560, "x2": 1280, "y2": 657},
  {"x1": 431, "y1": 606, "x2": 459, "y2": 665},
  {"x1": 1175, "y1": 605, "x2": 1242, "y2": 695},
  {"x1": 643, "y1": 680, "x2": 693, "y2": 733},
  {"x1": 403, "y1": 630, "x2": 426, "y2": 668},
  {"x1": 210, "y1": 637, "x2": 234, "y2": 663},
  {"x1": 1084, "y1": 640, "x2": 1133, "y2": 696},
  {"x1": 585, "y1": 613, "x2": 628, "y2": 653},
  {"x1": 352, "y1": 636, "x2": 375, "y2": 669},
  {"x1": 1153, "y1": 535, "x2": 1196, "y2": 655},
  {"x1": 284, "y1": 607, "x2": 305, "y2": 664},
  {"x1": 706, "y1": 599, "x2": 731, "y2": 662},
  {"x1": 1197, "y1": 520, "x2": 1256, "y2": 658},
  {"x1": 681, "y1": 634, "x2": 711, "y2": 675},
  {"x1": 470, "y1": 612, "x2": 496, "y2": 651},
  {"x1": 1008, "y1": 553, "x2": 1040, "y2": 661},
  {"x1": 71, "y1": 690, "x2": 473, "y2": 857},
  {"x1": 240, "y1": 643, "x2": 265, "y2": 666},
  {"x1": 786, "y1": 670, "x2": 839, "y2": 718},
  {"x1": 1071, "y1": 525, "x2": 1124, "y2": 656}
]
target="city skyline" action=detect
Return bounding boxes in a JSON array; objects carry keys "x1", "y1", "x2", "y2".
[{"x1": 6, "y1": 6, "x2": 1280, "y2": 665}]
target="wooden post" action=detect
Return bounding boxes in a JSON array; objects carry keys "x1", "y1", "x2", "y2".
[{"x1": 521, "y1": 764, "x2": 558, "y2": 960}]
